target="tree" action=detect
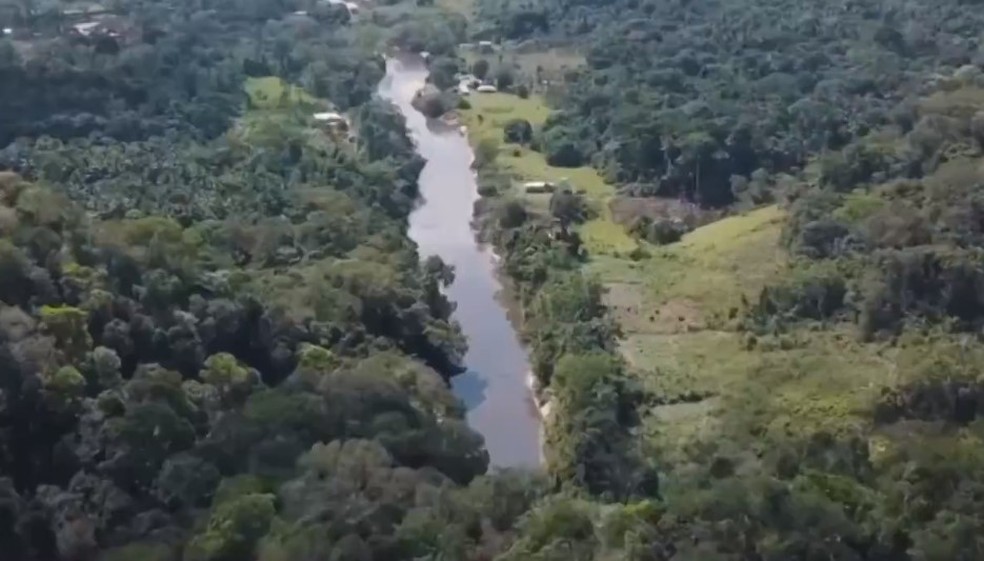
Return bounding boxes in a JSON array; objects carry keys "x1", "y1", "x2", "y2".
[
  {"x1": 545, "y1": 352, "x2": 642, "y2": 495},
  {"x1": 475, "y1": 138, "x2": 500, "y2": 168},
  {"x1": 0, "y1": 242, "x2": 33, "y2": 307},
  {"x1": 39, "y1": 306, "x2": 91, "y2": 364},
  {"x1": 498, "y1": 498, "x2": 598, "y2": 561},
  {"x1": 548, "y1": 190, "x2": 589, "y2": 227},
  {"x1": 495, "y1": 67, "x2": 515, "y2": 90},
  {"x1": 201, "y1": 353, "x2": 256, "y2": 405},
  {"x1": 471, "y1": 59, "x2": 490, "y2": 81},
  {"x1": 503, "y1": 119, "x2": 533, "y2": 145},
  {"x1": 295, "y1": 344, "x2": 337, "y2": 379},
  {"x1": 184, "y1": 494, "x2": 276, "y2": 561},
  {"x1": 106, "y1": 384, "x2": 198, "y2": 487},
  {"x1": 413, "y1": 87, "x2": 450, "y2": 119},
  {"x1": 89, "y1": 346, "x2": 123, "y2": 389},
  {"x1": 429, "y1": 56, "x2": 459, "y2": 90},
  {"x1": 43, "y1": 366, "x2": 86, "y2": 410},
  {"x1": 541, "y1": 128, "x2": 585, "y2": 167},
  {"x1": 154, "y1": 454, "x2": 221, "y2": 509}
]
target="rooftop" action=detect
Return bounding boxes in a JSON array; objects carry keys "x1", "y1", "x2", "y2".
[
  {"x1": 73, "y1": 21, "x2": 101, "y2": 36},
  {"x1": 312, "y1": 112, "x2": 346, "y2": 122},
  {"x1": 323, "y1": 0, "x2": 359, "y2": 12}
]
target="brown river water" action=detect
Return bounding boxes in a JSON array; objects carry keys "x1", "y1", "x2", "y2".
[{"x1": 377, "y1": 54, "x2": 543, "y2": 468}]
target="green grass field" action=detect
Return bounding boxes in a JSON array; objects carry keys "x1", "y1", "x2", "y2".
[
  {"x1": 587, "y1": 205, "x2": 786, "y2": 335},
  {"x1": 459, "y1": 85, "x2": 959, "y2": 466},
  {"x1": 593, "y1": 204, "x2": 895, "y2": 458},
  {"x1": 238, "y1": 76, "x2": 352, "y2": 154},
  {"x1": 462, "y1": 93, "x2": 609, "y2": 196},
  {"x1": 627, "y1": 327, "x2": 898, "y2": 459},
  {"x1": 245, "y1": 77, "x2": 320, "y2": 110},
  {"x1": 460, "y1": 92, "x2": 637, "y2": 255}
]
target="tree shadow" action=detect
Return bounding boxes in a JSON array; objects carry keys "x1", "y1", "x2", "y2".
[{"x1": 451, "y1": 368, "x2": 489, "y2": 411}]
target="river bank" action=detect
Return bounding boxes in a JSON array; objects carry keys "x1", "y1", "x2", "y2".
[
  {"x1": 443, "y1": 60, "x2": 653, "y2": 493},
  {"x1": 377, "y1": 54, "x2": 544, "y2": 468}
]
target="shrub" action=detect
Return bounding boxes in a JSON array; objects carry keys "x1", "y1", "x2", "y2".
[{"x1": 503, "y1": 119, "x2": 534, "y2": 144}]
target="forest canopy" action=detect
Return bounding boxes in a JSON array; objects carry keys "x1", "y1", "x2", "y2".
[
  {"x1": 463, "y1": 0, "x2": 984, "y2": 557},
  {"x1": 475, "y1": 0, "x2": 984, "y2": 208},
  {"x1": 0, "y1": 0, "x2": 534, "y2": 559},
  {"x1": 8, "y1": 0, "x2": 984, "y2": 557}
]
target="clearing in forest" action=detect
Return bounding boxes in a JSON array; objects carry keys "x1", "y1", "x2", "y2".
[
  {"x1": 461, "y1": 46, "x2": 586, "y2": 87},
  {"x1": 245, "y1": 76, "x2": 319, "y2": 109},
  {"x1": 239, "y1": 76, "x2": 354, "y2": 154},
  {"x1": 605, "y1": 207, "x2": 886, "y2": 460},
  {"x1": 459, "y1": 91, "x2": 636, "y2": 255},
  {"x1": 462, "y1": 91, "x2": 940, "y2": 463}
]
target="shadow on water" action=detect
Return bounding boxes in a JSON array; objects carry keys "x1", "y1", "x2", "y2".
[{"x1": 451, "y1": 369, "x2": 489, "y2": 410}]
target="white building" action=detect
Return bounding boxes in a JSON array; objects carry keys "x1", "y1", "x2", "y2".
[
  {"x1": 73, "y1": 21, "x2": 101, "y2": 36},
  {"x1": 313, "y1": 111, "x2": 346, "y2": 124},
  {"x1": 323, "y1": 0, "x2": 359, "y2": 15}
]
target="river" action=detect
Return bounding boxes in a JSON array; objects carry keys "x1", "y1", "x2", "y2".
[{"x1": 377, "y1": 54, "x2": 542, "y2": 468}]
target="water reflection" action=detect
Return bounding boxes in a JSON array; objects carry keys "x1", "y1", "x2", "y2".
[{"x1": 451, "y1": 369, "x2": 489, "y2": 410}]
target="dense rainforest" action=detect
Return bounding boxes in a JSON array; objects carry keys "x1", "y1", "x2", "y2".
[
  {"x1": 475, "y1": 0, "x2": 984, "y2": 207},
  {"x1": 7, "y1": 0, "x2": 984, "y2": 557},
  {"x1": 460, "y1": 0, "x2": 984, "y2": 558},
  {"x1": 0, "y1": 0, "x2": 552, "y2": 559}
]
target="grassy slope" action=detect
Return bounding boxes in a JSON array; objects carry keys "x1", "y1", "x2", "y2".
[
  {"x1": 245, "y1": 76, "x2": 320, "y2": 109},
  {"x1": 460, "y1": 89, "x2": 959, "y2": 467},
  {"x1": 593, "y1": 203, "x2": 903, "y2": 464},
  {"x1": 460, "y1": 92, "x2": 637, "y2": 254}
]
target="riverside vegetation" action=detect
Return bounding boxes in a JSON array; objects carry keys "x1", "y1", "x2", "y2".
[
  {"x1": 456, "y1": 0, "x2": 984, "y2": 558},
  {"x1": 5, "y1": 0, "x2": 984, "y2": 558},
  {"x1": 0, "y1": 0, "x2": 550, "y2": 559}
]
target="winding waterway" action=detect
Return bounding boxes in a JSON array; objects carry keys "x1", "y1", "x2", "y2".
[{"x1": 378, "y1": 54, "x2": 542, "y2": 468}]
